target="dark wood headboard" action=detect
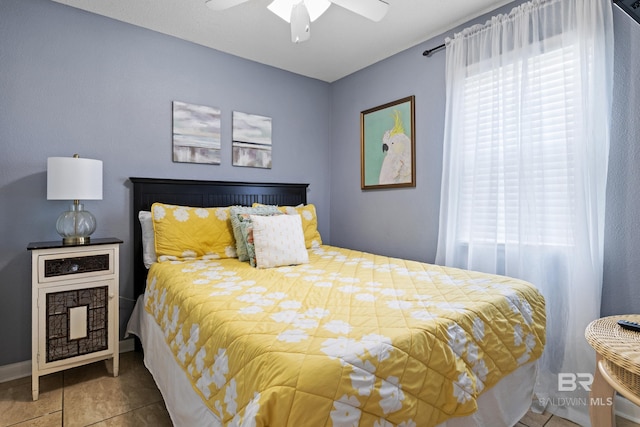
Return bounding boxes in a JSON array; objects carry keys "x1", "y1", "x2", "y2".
[{"x1": 130, "y1": 177, "x2": 309, "y2": 298}]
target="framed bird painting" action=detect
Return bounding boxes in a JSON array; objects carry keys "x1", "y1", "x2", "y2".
[{"x1": 360, "y1": 95, "x2": 416, "y2": 189}]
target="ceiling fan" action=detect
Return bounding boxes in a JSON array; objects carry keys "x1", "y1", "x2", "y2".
[{"x1": 205, "y1": 0, "x2": 389, "y2": 43}]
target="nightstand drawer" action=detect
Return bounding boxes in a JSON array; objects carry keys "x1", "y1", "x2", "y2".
[{"x1": 37, "y1": 248, "x2": 115, "y2": 284}]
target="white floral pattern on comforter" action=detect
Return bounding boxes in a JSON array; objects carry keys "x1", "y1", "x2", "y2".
[{"x1": 144, "y1": 245, "x2": 545, "y2": 426}]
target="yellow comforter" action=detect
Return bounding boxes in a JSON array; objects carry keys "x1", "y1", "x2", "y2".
[{"x1": 144, "y1": 245, "x2": 545, "y2": 426}]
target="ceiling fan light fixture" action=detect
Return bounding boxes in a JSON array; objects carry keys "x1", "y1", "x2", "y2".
[
  {"x1": 290, "y1": 2, "x2": 311, "y2": 43},
  {"x1": 210, "y1": 0, "x2": 388, "y2": 44}
]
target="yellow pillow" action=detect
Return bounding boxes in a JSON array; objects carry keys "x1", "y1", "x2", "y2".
[
  {"x1": 151, "y1": 203, "x2": 236, "y2": 261},
  {"x1": 253, "y1": 203, "x2": 322, "y2": 248}
]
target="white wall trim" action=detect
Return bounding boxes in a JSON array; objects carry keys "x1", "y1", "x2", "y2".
[
  {"x1": 0, "y1": 338, "x2": 135, "y2": 383},
  {"x1": 0, "y1": 359, "x2": 30, "y2": 384},
  {"x1": 120, "y1": 337, "x2": 135, "y2": 353},
  {"x1": 616, "y1": 394, "x2": 640, "y2": 423}
]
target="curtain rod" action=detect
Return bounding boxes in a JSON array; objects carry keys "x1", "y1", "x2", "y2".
[{"x1": 422, "y1": 43, "x2": 445, "y2": 57}]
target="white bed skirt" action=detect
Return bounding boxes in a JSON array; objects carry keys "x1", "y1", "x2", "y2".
[{"x1": 126, "y1": 296, "x2": 537, "y2": 427}]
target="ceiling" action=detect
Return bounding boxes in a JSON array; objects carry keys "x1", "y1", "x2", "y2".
[{"x1": 51, "y1": 0, "x2": 513, "y2": 82}]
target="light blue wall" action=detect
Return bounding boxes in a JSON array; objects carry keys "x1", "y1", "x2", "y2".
[
  {"x1": 328, "y1": 43, "x2": 445, "y2": 263},
  {"x1": 0, "y1": 0, "x2": 330, "y2": 365},
  {"x1": 1, "y1": 0, "x2": 638, "y2": 368},
  {"x1": 602, "y1": 6, "x2": 640, "y2": 317}
]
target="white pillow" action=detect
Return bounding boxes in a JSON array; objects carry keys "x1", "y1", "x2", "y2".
[
  {"x1": 250, "y1": 214, "x2": 309, "y2": 269},
  {"x1": 138, "y1": 210, "x2": 157, "y2": 268}
]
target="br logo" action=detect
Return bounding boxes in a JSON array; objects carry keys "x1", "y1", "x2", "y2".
[{"x1": 558, "y1": 373, "x2": 594, "y2": 392}]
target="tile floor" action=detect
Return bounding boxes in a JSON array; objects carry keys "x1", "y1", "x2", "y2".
[
  {"x1": 1, "y1": 351, "x2": 638, "y2": 426},
  {"x1": 0, "y1": 352, "x2": 170, "y2": 427}
]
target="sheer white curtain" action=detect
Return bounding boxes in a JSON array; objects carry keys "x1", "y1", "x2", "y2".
[{"x1": 435, "y1": 0, "x2": 613, "y2": 425}]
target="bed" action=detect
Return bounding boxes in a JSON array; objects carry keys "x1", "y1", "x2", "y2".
[{"x1": 126, "y1": 177, "x2": 546, "y2": 427}]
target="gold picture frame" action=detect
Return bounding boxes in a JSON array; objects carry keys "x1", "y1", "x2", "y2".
[{"x1": 361, "y1": 96, "x2": 415, "y2": 189}]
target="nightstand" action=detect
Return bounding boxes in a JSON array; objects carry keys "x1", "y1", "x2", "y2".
[
  {"x1": 27, "y1": 237, "x2": 122, "y2": 401},
  {"x1": 585, "y1": 315, "x2": 640, "y2": 427}
]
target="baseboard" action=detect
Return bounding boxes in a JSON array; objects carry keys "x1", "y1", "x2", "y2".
[
  {"x1": 0, "y1": 359, "x2": 30, "y2": 384},
  {"x1": 0, "y1": 338, "x2": 136, "y2": 384},
  {"x1": 616, "y1": 394, "x2": 640, "y2": 423},
  {"x1": 120, "y1": 337, "x2": 135, "y2": 353}
]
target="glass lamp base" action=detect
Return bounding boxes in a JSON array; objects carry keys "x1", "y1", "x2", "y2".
[{"x1": 56, "y1": 202, "x2": 97, "y2": 245}]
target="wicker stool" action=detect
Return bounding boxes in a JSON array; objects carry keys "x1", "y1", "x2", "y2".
[{"x1": 585, "y1": 315, "x2": 640, "y2": 427}]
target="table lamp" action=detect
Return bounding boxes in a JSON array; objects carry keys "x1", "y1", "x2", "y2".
[{"x1": 47, "y1": 154, "x2": 103, "y2": 245}]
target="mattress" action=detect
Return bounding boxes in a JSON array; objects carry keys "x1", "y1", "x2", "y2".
[{"x1": 131, "y1": 245, "x2": 545, "y2": 426}]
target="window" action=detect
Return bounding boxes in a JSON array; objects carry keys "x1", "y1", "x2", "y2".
[{"x1": 456, "y1": 43, "x2": 579, "y2": 247}]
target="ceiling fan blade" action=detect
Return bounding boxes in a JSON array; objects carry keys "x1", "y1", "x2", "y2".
[
  {"x1": 305, "y1": 0, "x2": 331, "y2": 22},
  {"x1": 205, "y1": 0, "x2": 249, "y2": 11},
  {"x1": 268, "y1": 0, "x2": 294, "y2": 22},
  {"x1": 330, "y1": 0, "x2": 389, "y2": 21}
]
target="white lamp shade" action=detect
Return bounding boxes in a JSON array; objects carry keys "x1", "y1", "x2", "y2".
[{"x1": 47, "y1": 157, "x2": 103, "y2": 200}]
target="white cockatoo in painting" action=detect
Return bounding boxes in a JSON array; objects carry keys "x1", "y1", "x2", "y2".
[{"x1": 379, "y1": 110, "x2": 412, "y2": 185}]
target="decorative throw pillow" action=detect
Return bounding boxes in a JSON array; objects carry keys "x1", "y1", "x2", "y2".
[
  {"x1": 253, "y1": 203, "x2": 322, "y2": 248},
  {"x1": 230, "y1": 205, "x2": 281, "y2": 262},
  {"x1": 239, "y1": 211, "x2": 282, "y2": 267},
  {"x1": 138, "y1": 210, "x2": 156, "y2": 268},
  {"x1": 151, "y1": 203, "x2": 236, "y2": 261},
  {"x1": 250, "y1": 214, "x2": 309, "y2": 268}
]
